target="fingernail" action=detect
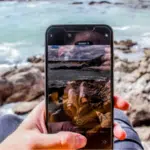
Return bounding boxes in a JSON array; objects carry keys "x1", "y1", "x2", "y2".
[
  {"x1": 75, "y1": 135, "x2": 87, "y2": 148},
  {"x1": 120, "y1": 129, "x2": 127, "y2": 140},
  {"x1": 117, "y1": 127, "x2": 127, "y2": 140}
]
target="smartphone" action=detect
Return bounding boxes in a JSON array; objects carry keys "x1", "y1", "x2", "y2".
[{"x1": 45, "y1": 25, "x2": 113, "y2": 150}]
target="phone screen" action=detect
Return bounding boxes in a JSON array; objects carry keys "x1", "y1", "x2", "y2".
[{"x1": 45, "y1": 25, "x2": 113, "y2": 149}]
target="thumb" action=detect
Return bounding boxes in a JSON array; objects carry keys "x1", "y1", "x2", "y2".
[
  {"x1": 19, "y1": 101, "x2": 47, "y2": 133},
  {"x1": 34, "y1": 131, "x2": 87, "y2": 149}
]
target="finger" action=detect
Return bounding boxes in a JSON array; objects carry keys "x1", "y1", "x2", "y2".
[
  {"x1": 114, "y1": 95, "x2": 130, "y2": 111},
  {"x1": 34, "y1": 131, "x2": 87, "y2": 149},
  {"x1": 20, "y1": 101, "x2": 47, "y2": 133},
  {"x1": 114, "y1": 122, "x2": 126, "y2": 140}
]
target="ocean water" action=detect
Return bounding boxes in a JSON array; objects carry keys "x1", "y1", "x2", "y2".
[{"x1": 0, "y1": 0, "x2": 150, "y2": 64}]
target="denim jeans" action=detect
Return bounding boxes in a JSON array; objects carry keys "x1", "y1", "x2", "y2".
[{"x1": 0, "y1": 109, "x2": 144, "y2": 150}]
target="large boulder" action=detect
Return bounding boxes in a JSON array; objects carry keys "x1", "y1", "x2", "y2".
[
  {"x1": 0, "y1": 78, "x2": 13, "y2": 105},
  {"x1": 5, "y1": 68, "x2": 44, "y2": 103},
  {"x1": 13, "y1": 96, "x2": 44, "y2": 115}
]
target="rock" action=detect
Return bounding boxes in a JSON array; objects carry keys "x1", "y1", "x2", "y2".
[
  {"x1": 72, "y1": 2, "x2": 83, "y2": 5},
  {"x1": 89, "y1": 1, "x2": 96, "y2": 5},
  {"x1": 0, "y1": 65, "x2": 16, "y2": 77},
  {"x1": 114, "y1": 2, "x2": 124, "y2": 5},
  {"x1": 2, "y1": 64, "x2": 32, "y2": 78},
  {"x1": 114, "y1": 40, "x2": 138, "y2": 53},
  {"x1": 99, "y1": 1, "x2": 111, "y2": 4},
  {"x1": 27, "y1": 55, "x2": 44, "y2": 63},
  {"x1": 114, "y1": 51, "x2": 150, "y2": 129},
  {"x1": 89, "y1": 1, "x2": 111, "y2": 5},
  {"x1": 114, "y1": 40, "x2": 137, "y2": 49},
  {"x1": 32, "y1": 63, "x2": 44, "y2": 72},
  {"x1": 114, "y1": 59, "x2": 139, "y2": 73},
  {"x1": 0, "y1": 78, "x2": 13, "y2": 105},
  {"x1": 135, "y1": 127, "x2": 150, "y2": 141},
  {"x1": 13, "y1": 100, "x2": 41, "y2": 115},
  {"x1": 114, "y1": 45, "x2": 128, "y2": 50},
  {"x1": 144, "y1": 48, "x2": 150, "y2": 57},
  {"x1": 5, "y1": 68, "x2": 44, "y2": 103},
  {"x1": 142, "y1": 142, "x2": 150, "y2": 150},
  {"x1": 115, "y1": 48, "x2": 133, "y2": 53},
  {"x1": 2, "y1": 63, "x2": 44, "y2": 78},
  {"x1": 142, "y1": 5, "x2": 148, "y2": 9},
  {"x1": 130, "y1": 109, "x2": 150, "y2": 127}
]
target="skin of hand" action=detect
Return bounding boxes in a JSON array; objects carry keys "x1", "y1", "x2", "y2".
[
  {"x1": 0, "y1": 96, "x2": 129, "y2": 150},
  {"x1": 0, "y1": 102, "x2": 87, "y2": 150}
]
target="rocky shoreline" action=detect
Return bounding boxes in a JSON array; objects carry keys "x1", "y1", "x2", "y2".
[
  {"x1": 0, "y1": 39, "x2": 150, "y2": 148},
  {"x1": 0, "y1": 0, "x2": 150, "y2": 9},
  {"x1": 72, "y1": 0, "x2": 150, "y2": 9}
]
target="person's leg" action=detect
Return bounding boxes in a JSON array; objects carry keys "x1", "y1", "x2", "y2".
[
  {"x1": 114, "y1": 108, "x2": 144, "y2": 150},
  {"x1": 0, "y1": 114, "x2": 23, "y2": 143}
]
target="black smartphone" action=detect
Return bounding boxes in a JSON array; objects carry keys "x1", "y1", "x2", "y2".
[{"x1": 45, "y1": 25, "x2": 113, "y2": 150}]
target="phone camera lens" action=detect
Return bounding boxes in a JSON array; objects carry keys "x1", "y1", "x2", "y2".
[
  {"x1": 68, "y1": 33, "x2": 72, "y2": 38},
  {"x1": 105, "y1": 34, "x2": 108, "y2": 37}
]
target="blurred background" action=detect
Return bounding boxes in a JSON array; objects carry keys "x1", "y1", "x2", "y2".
[{"x1": 0, "y1": 0, "x2": 150, "y2": 149}]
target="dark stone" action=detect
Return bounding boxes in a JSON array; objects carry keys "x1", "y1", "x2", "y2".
[
  {"x1": 27, "y1": 55, "x2": 44, "y2": 63},
  {"x1": 89, "y1": 1, "x2": 111, "y2": 5},
  {"x1": 142, "y1": 5, "x2": 148, "y2": 9},
  {"x1": 89, "y1": 1, "x2": 96, "y2": 5},
  {"x1": 0, "y1": 78, "x2": 13, "y2": 105},
  {"x1": 99, "y1": 1, "x2": 111, "y2": 4},
  {"x1": 72, "y1": 2, "x2": 83, "y2": 5},
  {"x1": 114, "y1": 2, "x2": 124, "y2": 5}
]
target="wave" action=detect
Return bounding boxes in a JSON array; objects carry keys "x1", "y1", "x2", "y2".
[
  {"x1": 113, "y1": 25, "x2": 141, "y2": 31},
  {"x1": 138, "y1": 36, "x2": 150, "y2": 47},
  {"x1": 26, "y1": 3, "x2": 37, "y2": 8},
  {"x1": 142, "y1": 32, "x2": 150, "y2": 36},
  {"x1": 0, "y1": 42, "x2": 22, "y2": 64},
  {"x1": 113, "y1": 26, "x2": 131, "y2": 30}
]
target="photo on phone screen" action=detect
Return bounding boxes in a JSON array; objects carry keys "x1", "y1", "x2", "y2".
[{"x1": 45, "y1": 25, "x2": 113, "y2": 150}]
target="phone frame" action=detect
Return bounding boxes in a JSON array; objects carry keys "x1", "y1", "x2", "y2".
[{"x1": 45, "y1": 24, "x2": 114, "y2": 149}]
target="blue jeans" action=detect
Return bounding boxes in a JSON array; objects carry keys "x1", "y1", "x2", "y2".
[{"x1": 0, "y1": 109, "x2": 144, "y2": 150}]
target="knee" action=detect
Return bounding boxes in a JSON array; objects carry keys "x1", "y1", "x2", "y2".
[
  {"x1": 0, "y1": 114, "x2": 23, "y2": 128},
  {"x1": 0, "y1": 114, "x2": 23, "y2": 143}
]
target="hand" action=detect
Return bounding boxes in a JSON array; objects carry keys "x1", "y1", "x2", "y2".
[
  {"x1": 0, "y1": 96, "x2": 129, "y2": 150},
  {"x1": 0, "y1": 101, "x2": 87, "y2": 150},
  {"x1": 113, "y1": 95, "x2": 130, "y2": 140}
]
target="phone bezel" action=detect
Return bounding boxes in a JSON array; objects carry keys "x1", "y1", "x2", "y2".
[{"x1": 45, "y1": 24, "x2": 114, "y2": 149}]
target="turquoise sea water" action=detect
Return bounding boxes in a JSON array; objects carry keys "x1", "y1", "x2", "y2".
[{"x1": 0, "y1": 0, "x2": 150, "y2": 64}]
